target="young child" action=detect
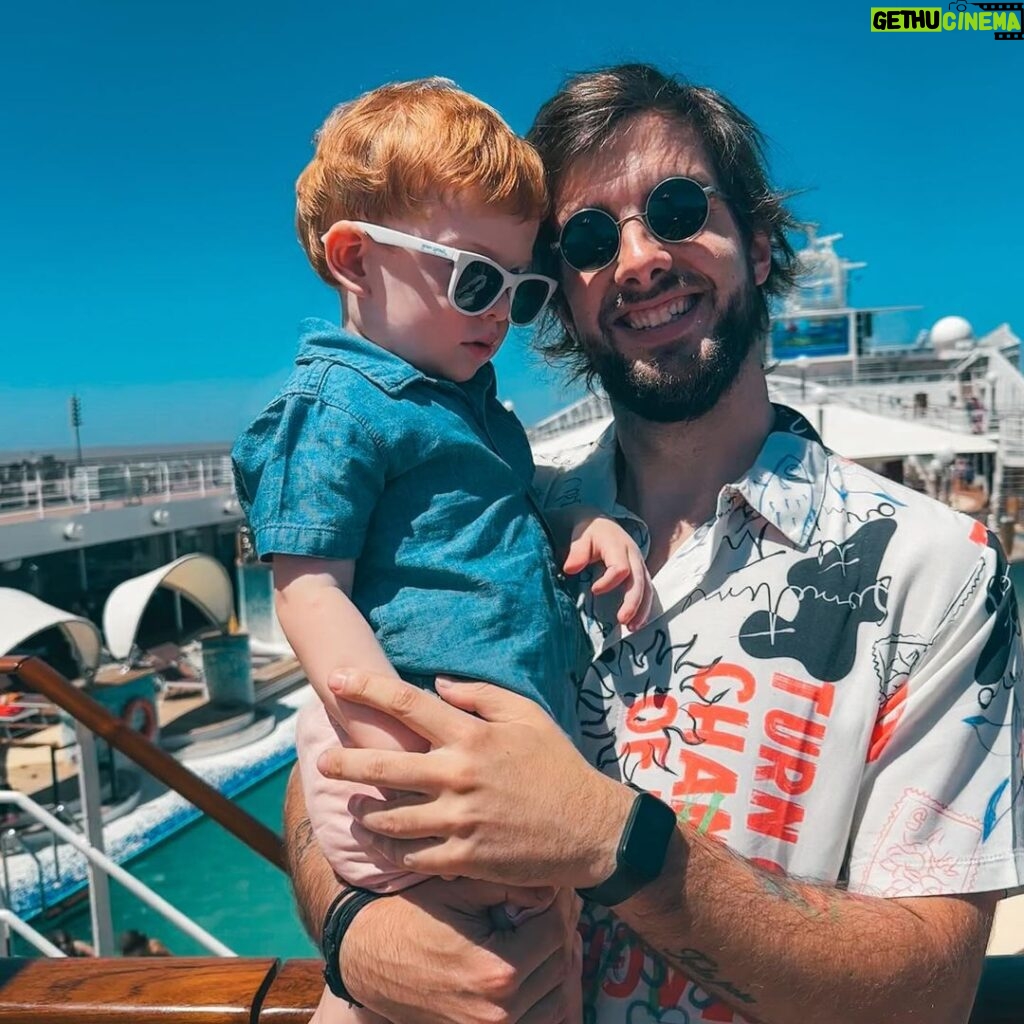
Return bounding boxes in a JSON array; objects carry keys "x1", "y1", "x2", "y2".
[{"x1": 232, "y1": 78, "x2": 652, "y2": 1022}]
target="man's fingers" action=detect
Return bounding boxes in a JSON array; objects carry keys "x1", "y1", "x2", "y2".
[
  {"x1": 435, "y1": 677, "x2": 547, "y2": 725},
  {"x1": 355, "y1": 793, "x2": 447, "y2": 840},
  {"x1": 489, "y1": 898, "x2": 567, "y2": 973},
  {"x1": 510, "y1": 947, "x2": 572, "y2": 1024},
  {"x1": 328, "y1": 670, "x2": 470, "y2": 745},
  {"x1": 565, "y1": 932, "x2": 584, "y2": 1024},
  {"x1": 317, "y1": 746, "x2": 438, "y2": 792},
  {"x1": 517, "y1": 976, "x2": 570, "y2": 1024},
  {"x1": 446, "y1": 879, "x2": 556, "y2": 912}
]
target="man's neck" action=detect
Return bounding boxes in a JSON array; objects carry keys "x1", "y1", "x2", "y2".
[{"x1": 614, "y1": 357, "x2": 774, "y2": 573}]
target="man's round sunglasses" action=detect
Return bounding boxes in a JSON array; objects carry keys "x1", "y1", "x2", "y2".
[
  {"x1": 331, "y1": 222, "x2": 557, "y2": 326},
  {"x1": 553, "y1": 176, "x2": 721, "y2": 273}
]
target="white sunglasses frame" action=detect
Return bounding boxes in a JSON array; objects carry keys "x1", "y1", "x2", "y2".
[{"x1": 326, "y1": 221, "x2": 557, "y2": 326}]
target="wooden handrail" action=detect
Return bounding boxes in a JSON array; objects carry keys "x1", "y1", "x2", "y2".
[
  {"x1": 0, "y1": 956, "x2": 1019, "y2": 1023},
  {"x1": 0, "y1": 956, "x2": 306, "y2": 1023},
  {"x1": 0, "y1": 655, "x2": 286, "y2": 872}
]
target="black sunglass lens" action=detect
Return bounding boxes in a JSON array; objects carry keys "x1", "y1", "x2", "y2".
[
  {"x1": 510, "y1": 279, "x2": 550, "y2": 325},
  {"x1": 454, "y1": 261, "x2": 504, "y2": 313},
  {"x1": 647, "y1": 179, "x2": 709, "y2": 242},
  {"x1": 559, "y1": 210, "x2": 619, "y2": 271}
]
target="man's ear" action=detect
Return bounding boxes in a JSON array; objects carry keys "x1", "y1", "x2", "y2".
[
  {"x1": 322, "y1": 222, "x2": 371, "y2": 297},
  {"x1": 750, "y1": 230, "x2": 772, "y2": 288}
]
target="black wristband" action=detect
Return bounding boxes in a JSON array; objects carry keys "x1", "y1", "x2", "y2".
[{"x1": 321, "y1": 886, "x2": 387, "y2": 1006}]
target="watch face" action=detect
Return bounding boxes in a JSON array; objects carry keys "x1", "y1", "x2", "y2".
[{"x1": 622, "y1": 793, "x2": 677, "y2": 880}]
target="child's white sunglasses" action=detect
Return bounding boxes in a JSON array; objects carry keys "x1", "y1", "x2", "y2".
[{"x1": 325, "y1": 222, "x2": 557, "y2": 326}]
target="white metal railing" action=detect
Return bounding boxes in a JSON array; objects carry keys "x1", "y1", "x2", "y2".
[
  {"x1": 0, "y1": 909, "x2": 67, "y2": 956},
  {"x1": 0, "y1": 789, "x2": 235, "y2": 957},
  {"x1": 837, "y1": 390, "x2": 993, "y2": 434},
  {"x1": 528, "y1": 392, "x2": 611, "y2": 442},
  {"x1": 0, "y1": 453, "x2": 236, "y2": 521}
]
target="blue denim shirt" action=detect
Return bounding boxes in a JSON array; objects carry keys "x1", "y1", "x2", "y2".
[{"x1": 232, "y1": 320, "x2": 584, "y2": 739}]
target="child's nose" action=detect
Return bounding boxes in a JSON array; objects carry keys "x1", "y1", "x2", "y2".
[{"x1": 485, "y1": 289, "x2": 512, "y2": 321}]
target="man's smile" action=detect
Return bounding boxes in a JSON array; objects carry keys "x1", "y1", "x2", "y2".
[{"x1": 618, "y1": 292, "x2": 701, "y2": 331}]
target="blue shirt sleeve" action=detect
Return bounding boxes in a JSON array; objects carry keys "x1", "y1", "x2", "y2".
[{"x1": 232, "y1": 390, "x2": 387, "y2": 561}]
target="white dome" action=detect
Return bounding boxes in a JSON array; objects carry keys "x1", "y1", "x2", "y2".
[{"x1": 930, "y1": 315, "x2": 974, "y2": 350}]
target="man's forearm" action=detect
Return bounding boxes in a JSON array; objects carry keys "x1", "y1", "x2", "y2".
[
  {"x1": 616, "y1": 827, "x2": 996, "y2": 1024},
  {"x1": 282, "y1": 764, "x2": 339, "y2": 940}
]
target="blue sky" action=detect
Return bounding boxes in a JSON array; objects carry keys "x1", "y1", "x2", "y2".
[{"x1": 2, "y1": 1, "x2": 1021, "y2": 453}]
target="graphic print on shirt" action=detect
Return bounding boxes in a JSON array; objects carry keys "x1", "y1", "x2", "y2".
[
  {"x1": 977, "y1": 531, "x2": 1022, "y2": 701},
  {"x1": 579, "y1": 631, "x2": 724, "y2": 781},
  {"x1": 863, "y1": 787, "x2": 985, "y2": 896},
  {"x1": 557, "y1": 407, "x2": 1023, "y2": 1024},
  {"x1": 737, "y1": 517, "x2": 896, "y2": 680}
]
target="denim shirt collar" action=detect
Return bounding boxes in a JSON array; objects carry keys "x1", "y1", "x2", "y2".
[{"x1": 294, "y1": 318, "x2": 497, "y2": 399}]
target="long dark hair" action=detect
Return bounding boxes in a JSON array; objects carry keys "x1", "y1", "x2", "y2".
[{"x1": 527, "y1": 63, "x2": 800, "y2": 385}]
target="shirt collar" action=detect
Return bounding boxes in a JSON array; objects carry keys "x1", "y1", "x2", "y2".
[
  {"x1": 294, "y1": 318, "x2": 497, "y2": 398},
  {"x1": 729, "y1": 403, "x2": 829, "y2": 548},
  {"x1": 554, "y1": 403, "x2": 828, "y2": 549}
]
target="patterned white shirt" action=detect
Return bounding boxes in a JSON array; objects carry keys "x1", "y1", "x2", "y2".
[{"x1": 536, "y1": 404, "x2": 1024, "y2": 1024}]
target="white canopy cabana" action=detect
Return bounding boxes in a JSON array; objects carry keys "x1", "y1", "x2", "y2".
[
  {"x1": 789, "y1": 401, "x2": 997, "y2": 462},
  {"x1": 102, "y1": 554, "x2": 234, "y2": 661},
  {"x1": 0, "y1": 588, "x2": 102, "y2": 677}
]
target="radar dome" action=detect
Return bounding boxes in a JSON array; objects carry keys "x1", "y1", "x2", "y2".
[{"x1": 930, "y1": 316, "x2": 974, "y2": 350}]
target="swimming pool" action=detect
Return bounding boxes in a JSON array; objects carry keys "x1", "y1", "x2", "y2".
[{"x1": 35, "y1": 762, "x2": 316, "y2": 958}]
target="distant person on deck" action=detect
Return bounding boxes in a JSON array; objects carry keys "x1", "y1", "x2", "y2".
[
  {"x1": 49, "y1": 929, "x2": 94, "y2": 957},
  {"x1": 283, "y1": 63, "x2": 1024, "y2": 1024},
  {"x1": 119, "y1": 929, "x2": 171, "y2": 957}
]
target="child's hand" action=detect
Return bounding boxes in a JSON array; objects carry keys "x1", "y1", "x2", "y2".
[{"x1": 562, "y1": 515, "x2": 653, "y2": 631}]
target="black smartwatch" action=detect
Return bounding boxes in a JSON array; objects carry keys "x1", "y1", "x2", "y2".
[{"x1": 577, "y1": 790, "x2": 677, "y2": 907}]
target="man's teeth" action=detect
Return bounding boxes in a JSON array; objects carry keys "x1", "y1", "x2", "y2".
[{"x1": 623, "y1": 294, "x2": 698, "y2": 330}]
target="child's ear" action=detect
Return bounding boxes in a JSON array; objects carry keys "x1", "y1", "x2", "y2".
[{"x1": 322, "y1": 222, "x2": 371, "y2": 297}]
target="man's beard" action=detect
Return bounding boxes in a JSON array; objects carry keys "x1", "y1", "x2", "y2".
[{"x1": 580, "y1": 271, "x2": 763, "y2": 424}]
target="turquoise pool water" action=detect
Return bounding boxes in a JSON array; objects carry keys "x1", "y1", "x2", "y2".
[{"x1": 38, "y1": 762, "x2": 316, "y2": 958}]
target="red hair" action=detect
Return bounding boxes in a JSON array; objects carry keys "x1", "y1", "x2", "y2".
[{"x1": 296, "y1": 78, "x2": 548, "y2": 285}]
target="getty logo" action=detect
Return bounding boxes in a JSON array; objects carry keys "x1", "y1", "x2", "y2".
[{"x1": 870, "y1": 3, "x2": 1023, "y2": 37}]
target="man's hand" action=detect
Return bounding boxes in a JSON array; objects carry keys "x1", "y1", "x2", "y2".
[
  {"x1": 317, "y1": 670, "x2": 635, "y2": 887},
  {"x1": 344, "y1": 877, "x2": 583, "y2": 1024}
]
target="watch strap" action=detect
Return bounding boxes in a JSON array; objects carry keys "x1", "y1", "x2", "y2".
[{"x1": 577, "y1": 789, "x2": 675, "y2": 907}]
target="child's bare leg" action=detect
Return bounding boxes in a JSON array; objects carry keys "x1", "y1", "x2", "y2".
[{"x1": 308, "y1": 985, "x2": 389, "y2": 1024}]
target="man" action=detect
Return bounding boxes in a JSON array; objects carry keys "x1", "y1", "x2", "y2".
[{"x1": 285, "y1": 63, "x2": 1023, "y2": 1023}]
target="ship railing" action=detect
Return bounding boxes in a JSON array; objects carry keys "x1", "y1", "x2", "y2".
[
  {"x1": 0, "y1": 910, "x2": 65, "y2": 957},
  {"x1": 0, "y1": 454, "x2": 236, "y2": 521},
  {"x1": 0, "y1": 952, "x2": 1020, "y2": 1022},
  {"x1": 0, "y1": 654, "x2": 285, "y2": 957},
  {"x1": 0, "y1": 789, "x2": 234, "y2": 957},
  {"x1": 528, "y1": 392, "x2": 612, "y2": 442}
]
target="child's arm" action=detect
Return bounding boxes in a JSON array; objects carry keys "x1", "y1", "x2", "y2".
[
  {"x1": 273, "y1": 553, "x2": 426, "y2": 754},
  {"x1": 546, "y1": 507, "x2": 654, "y2": 631}
]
